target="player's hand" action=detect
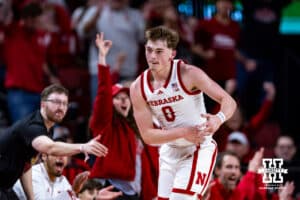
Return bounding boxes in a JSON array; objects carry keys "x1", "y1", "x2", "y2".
[
  {"x1": 197, "y1": 113, "x2": 223, "y2": 136},
  {"x1": 248, "y1": 147, "x2": 264, "y2": 172},
  {"x1": 95, "y1": 32, "x2": 112, "y2": 57},
  {"x1": 96, "y1": 185, "x2": 123, "y2": 200},
  {"x1": 183, "y1": 127, "x2": 206, "y2": 145},
  {"x1": 84, "y1": 135, "x2": 108, "y2": 158},
  {"x1": 72, "y1": 171, "x2": 90, "y2": 194}
]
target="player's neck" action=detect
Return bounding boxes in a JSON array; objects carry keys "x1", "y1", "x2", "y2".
[{"x1": 150, "y1": 64, "x2": 171, "y2": 86}]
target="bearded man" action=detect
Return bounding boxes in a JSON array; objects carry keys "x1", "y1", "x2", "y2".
[{"x1": 0, "y1": 84, "x2": 108, "y2": 200}]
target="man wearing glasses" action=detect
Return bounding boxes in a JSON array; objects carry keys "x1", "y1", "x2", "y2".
[{"x1": 0, "y1": 84, "x2": 108, "y2": 200}]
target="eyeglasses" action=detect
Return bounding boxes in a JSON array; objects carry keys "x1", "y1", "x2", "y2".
[{"x1": 45, "y1": 99, "x2": 69, "y2": 107}]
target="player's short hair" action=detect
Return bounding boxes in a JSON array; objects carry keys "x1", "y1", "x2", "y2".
[
  {"x1": 215, "y1": 151, "x2": 240, "y2": 168},
  {"x1": 145, "y1": 26, "x2": 179, "y2": 49},
  {"x1": 41, "y1": 84, "x2": 69, "y2": 101}
]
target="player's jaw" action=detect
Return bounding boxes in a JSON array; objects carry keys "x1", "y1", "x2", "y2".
[
  {"x1": 147, "y1": 59, "x2": 161, "y2": 70},
  {"x1": 147, "y1": 59, "x2": 172, "y2": 73}
]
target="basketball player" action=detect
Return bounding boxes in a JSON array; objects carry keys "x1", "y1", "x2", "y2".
[{"x1": 130, "y1": 26, "x2": 237, "y2": 200}]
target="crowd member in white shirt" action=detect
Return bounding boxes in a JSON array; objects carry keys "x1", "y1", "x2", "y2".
[
  {"x1": 13, "y1": 151, "x2": 81, "y2": 199},
  {"x1": 13, "y1": 137, "x2": 122, "y2": 200}
]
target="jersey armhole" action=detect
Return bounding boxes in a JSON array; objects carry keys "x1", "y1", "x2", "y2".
[
  {"x1": 140, "y1": 72, "x2": 148, "y2": 102},
  {"x1": 177, "y1": 60, "x2": 202, "y2": 95}
]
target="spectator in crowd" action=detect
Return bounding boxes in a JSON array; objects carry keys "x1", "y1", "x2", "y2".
[
  {"x1": 78, "y1": 179, "x2": 122, "y2": 200},
  {"x1": 274, "y1": 181, "x2": 295, "y2": 200},
  {"x1": 71, "y1": 0, "x2": 105, "y2": 62},
  {"x1": 225, "y1": 131, "x2": 253, "y2": 173},
  {"x1": 206, "y1": 148, "x2": 266, "y2": 200},
  {"x1": 51, "y1": 126, "x2": 92, "y2": 185},
  {"x1": 13, "y1": 137, "x2": 88, "y2": 200},
  {"x1": 73, "y1": 0, "x2": 145, "y2": 103},
  {"x1": 0, "y1": 0, "x2": 12, "y2": 129},
  {"x1": 274, "y1": 135, "x2": 300, "y2": 198},
  {"x1": 239, "y1": 0, "x2": 292, "y2": 113},
  {"x1": 0, "y1": 84, "x2": 107, "y2": 200},
  {"x1": 142, "y1": 0, "x2": 172, "y2": 28},
  {"x1": 63, "y1": 151, "x2": 92, "y2": 186},
  {"x1": 193, "y1": 0, "x2": 256, "y2": 97},
  {"x1": 13, "y1": 138, "x2": 121, "y2": 200},
  {"x1": 3, "y1": 2, "x2": 60, "y2": 123},
  {"x1": 274, "y1": 135, "x2": 297, "y2": 164},
  {"x1": 214, "y1": 81, "x2": 276, "y2": 152},
  {"x1": 42, "y1": 2, "x2": 80, "y2": 70},
  {"x1": 78, "y1": 178, "x2": 103, "y2": 200},
  {"x1": 162, "y1": 4, "x2": 195, "y2": 64},
  {"x1": 88, "y1": 33, "x2": 158, "y2": 200},
  {"x1": 0, "y1": 0, "x2": 12, "y2": 75}
]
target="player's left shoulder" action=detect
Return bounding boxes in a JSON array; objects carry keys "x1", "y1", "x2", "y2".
[{"x1": 179, "y1": 61, "x2": 203, "y2": 76}]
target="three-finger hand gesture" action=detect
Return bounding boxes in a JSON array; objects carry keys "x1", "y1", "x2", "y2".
[{"x1": 95, "y1": 32, "x2": 112, "y2": 57}]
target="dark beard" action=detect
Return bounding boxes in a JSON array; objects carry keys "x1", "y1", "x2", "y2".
[
  {"x1": 46, "y1": 109, "x2": 64, "y2": 123},
  {"x1": 48, "y1": 115, "x2": 63, "y2": 123}
]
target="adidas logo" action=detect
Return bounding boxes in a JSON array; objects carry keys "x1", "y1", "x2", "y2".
[{"x1": 157, "y1": 90, "x2": 164, "y2": 95}]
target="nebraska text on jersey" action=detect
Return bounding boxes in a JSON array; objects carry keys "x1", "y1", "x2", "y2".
[{"x1": 148, "y1": 95, "x2": 184, "y2": 106}]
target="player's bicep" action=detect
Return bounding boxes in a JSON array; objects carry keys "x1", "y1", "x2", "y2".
[
  {"x1": 190, "y1": 66, "x2": 228, "y2": 103},
  {"x1": 130, "y1": 81, "x2": 154, "y2": 134}
]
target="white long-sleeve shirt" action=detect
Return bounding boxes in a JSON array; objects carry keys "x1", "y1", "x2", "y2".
[{"x1": 13, "y1": 163, "x2": 75, "y2": 200}]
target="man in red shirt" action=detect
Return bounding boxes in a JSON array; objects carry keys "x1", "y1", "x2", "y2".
[
  {"x1": 3, "y1": 2, "x2": 59, "y2": 123},
  {"x1": 206, "y1": 148, "x2": 266, "y2": 200},
  {"x1": 193, "y1": 0, "x2": 256, "y2": 96}
]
